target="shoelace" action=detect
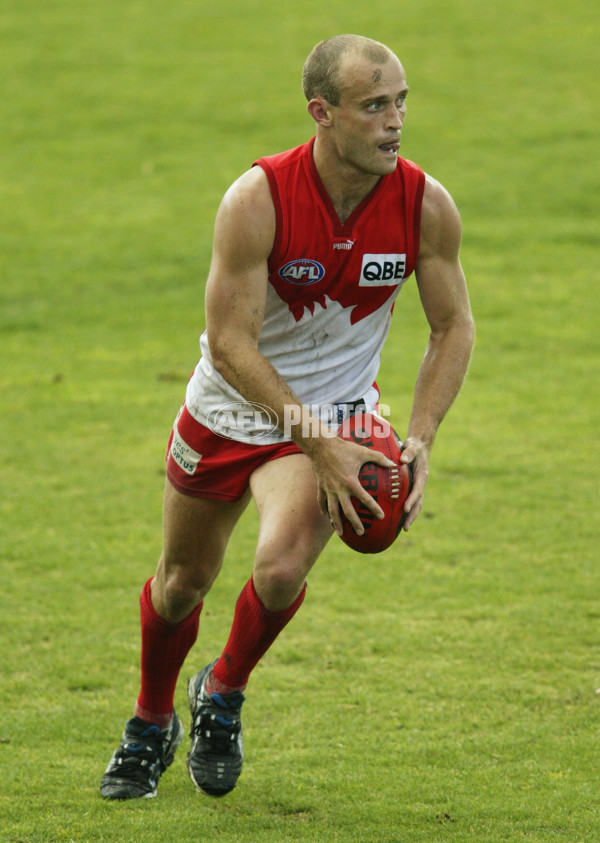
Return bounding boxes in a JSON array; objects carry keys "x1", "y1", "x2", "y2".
[
  {"x1": 109, "y1": 735, "x2": 165, "y2": 779},
  {"x1": 195, "y1": 715, "x2": 240, "y2": 754},
  {"x1": 192, "y1": 693, "x2": 242, "y2": 754}
]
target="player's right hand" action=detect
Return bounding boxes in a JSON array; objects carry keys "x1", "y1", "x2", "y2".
[{"x1": 311, "y1": 436, "x2": 394, "y2": 536}]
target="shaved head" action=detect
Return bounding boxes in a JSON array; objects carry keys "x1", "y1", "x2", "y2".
[{"x1": 302, "y1": 35, "x2": 396, "y2": 106}]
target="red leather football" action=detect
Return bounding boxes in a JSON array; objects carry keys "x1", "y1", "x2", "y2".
[{"x1": 336, "y1": 412, "x2": 412, "y2": 554}]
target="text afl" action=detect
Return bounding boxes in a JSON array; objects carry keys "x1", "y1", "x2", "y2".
[{"x1": 278, "y1": 259, "x2": 326, "y2": 285}]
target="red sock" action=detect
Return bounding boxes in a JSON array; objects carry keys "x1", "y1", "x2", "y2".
[
  {"x1": 211, "y1": 577, "x2": 306, "y2": 691},
  {"x1": 135, "y1": 577, "x2": 201, "y2": 728}
]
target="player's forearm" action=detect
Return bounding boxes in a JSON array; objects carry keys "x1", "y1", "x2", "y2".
[
  {"x1": 210, "y1": 339, "x2": 330, "y2": 451},
  {"x1": 407, "y1": 318, "x2": 474, "y2": 448}
]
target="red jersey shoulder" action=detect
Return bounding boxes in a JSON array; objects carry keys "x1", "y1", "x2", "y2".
[{"x1": 254, "y1": 143, "x2": 308, "y2": 171}]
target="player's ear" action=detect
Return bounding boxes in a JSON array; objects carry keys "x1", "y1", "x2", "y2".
[{"x1": 308, "y1": 97, "x2": 334, "y2": 127}]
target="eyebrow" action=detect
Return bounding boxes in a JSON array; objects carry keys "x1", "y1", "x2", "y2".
[{"x1": 360, "y1": 88, "x2": 410, "y2": 106}]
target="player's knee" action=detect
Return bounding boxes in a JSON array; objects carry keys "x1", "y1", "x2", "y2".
[
  {"x1": 260, "y1": 564, "x2": 303, "y2": 594},
  {"x1": 156, "y1": 557, "x2": 217, "y2": 620},
  {"x1": 253, "y1": 545, "x2": 309, "y2": 608}
]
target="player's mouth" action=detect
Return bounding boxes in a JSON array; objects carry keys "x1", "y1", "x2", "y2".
[{"x1": 379, "y1": 139, "x2": 400, "y2": 154}]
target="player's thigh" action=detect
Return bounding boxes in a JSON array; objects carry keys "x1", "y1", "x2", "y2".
[
  {"x1": 249, "y1": 453, "x2": 333, "y2": 589},
  {"x1": 160, "y1": 479, "x2": 250, "y2": 593}
]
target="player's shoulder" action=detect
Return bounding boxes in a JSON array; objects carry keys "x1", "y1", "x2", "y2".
[
  {"x1": 422, "y1": 173, "x2": 460, "y2": 224},
  {"x1": 216, "y1": 165, "x2": 275, "y2": 233},
  {"x1": 419, "y1": 173, "x2": 462, "y2": 257},
  {"x1": 221, "y1": 165, "x2": 272, "y2": 211},
  {"x1": 219, "y1": 140, "x2": 311, "y2": 217}
]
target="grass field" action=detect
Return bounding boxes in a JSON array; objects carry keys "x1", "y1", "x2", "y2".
[{"x1": 1, "y1": 0, "x2": 599, "y2": 840}]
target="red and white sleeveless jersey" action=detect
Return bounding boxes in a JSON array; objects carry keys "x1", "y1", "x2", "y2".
[{"x1": 186, "y1": 137, "x2": 425, "y2": 443}]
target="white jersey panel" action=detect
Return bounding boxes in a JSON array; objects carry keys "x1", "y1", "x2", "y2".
[{"x1": 185, "y1": 286, "x2": 399, "y2": 444}]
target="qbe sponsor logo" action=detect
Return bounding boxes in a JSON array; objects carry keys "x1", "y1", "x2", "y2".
[
  {"x1": 207, "y1": 402, "x2": 280, "y2": 440},
  {"x1": 278, "y1": 258, "x2": 325, "y2": 285},
  {"x1": 359, "y1": 253, "x2": 406, "y2": 287},
  {"x1": 170, "y1": 427, "x2": 203, "y2": 475}
]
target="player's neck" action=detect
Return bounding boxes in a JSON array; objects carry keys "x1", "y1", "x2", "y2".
[{"x1": 312, "y1": 141, "x2": 380, "y2": 224}]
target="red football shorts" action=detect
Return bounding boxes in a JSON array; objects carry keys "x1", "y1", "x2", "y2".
[{"x1": 165, "y1": 404, "x2": 303, "y2": 501}]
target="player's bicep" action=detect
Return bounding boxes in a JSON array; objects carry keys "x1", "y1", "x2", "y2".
[
  {"x1": 415, "y1": 176, "x2": 471, "y2": 331},
  {"x1": 205, "y1": 168, "x2": 275, "y2": 353},
  {"x1": 416, "y1": 252, "x2": 470, "y2": 332},
  {"x1": 206, "y1": 257, "x2": 268, "y2": 351}
]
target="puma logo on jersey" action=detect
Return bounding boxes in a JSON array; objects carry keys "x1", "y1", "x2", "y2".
[{"x1": 359, "y1": 253, "x2": 407, "y2": 286}]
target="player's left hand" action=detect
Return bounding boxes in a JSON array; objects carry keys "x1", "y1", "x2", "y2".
[{"x1": 399, "y1": 437, "x2": 430, "y2": 530}]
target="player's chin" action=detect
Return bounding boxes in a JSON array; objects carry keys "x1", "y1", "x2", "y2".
[{"x1": 376, "y1": 150, "x2": 399, "y2": 173}]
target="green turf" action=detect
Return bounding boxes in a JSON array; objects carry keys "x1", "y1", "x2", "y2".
[{"x1": 1, "y1": 0, "x2": 599, "y2": 840}]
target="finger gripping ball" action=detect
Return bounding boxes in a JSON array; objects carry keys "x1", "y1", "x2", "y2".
[{"x1": 337, "y1": 412, "x2": 412, "y2": 554}]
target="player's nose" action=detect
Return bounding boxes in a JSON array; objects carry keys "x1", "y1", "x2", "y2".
[{"x1": 386, "y1": 102, "x2": 404, "y2": 129}]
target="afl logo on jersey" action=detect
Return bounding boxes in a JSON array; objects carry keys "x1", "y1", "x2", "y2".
[{"x1": 279, "y1": 259, "x2": 325, "y2": 285}]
